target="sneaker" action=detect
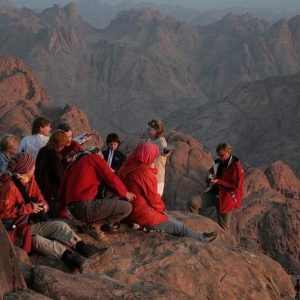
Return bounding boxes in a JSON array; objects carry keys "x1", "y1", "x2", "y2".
[{"x1": 203, "y1": 231, "x2": 219, "y2": 243}]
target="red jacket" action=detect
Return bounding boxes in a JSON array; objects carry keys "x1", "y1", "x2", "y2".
[
  {"x1": 0, "y1": 174, "x2": 48, "y2": 219},
  {"x1": 58, "y1": 154, "x2": 128, "y2": 215},
  {"x1": 209, "y1": 156, "x2": 244, "y2": 213},
  {"x1": 119, "y1": 143, "x2": 168, "y2": 227}
]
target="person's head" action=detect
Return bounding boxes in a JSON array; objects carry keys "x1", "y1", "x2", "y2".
[
  {"x1": 147, "y1": 119, "x2": 165, "y2": 138},
  {"x1": 47, "y1": 129, "x2": 69, "y2": 152},
  {"x1": 0, "y1": 134, "x2": 20, "y2": 156},
  {"x1": 128, "y1": 143, "x2": 159, "y2": 166},
  {"x1": 32, "y1": 117, "x2": 52, "y2": 136},
  {"x1": 106, "y1": 133, "x2": 120, "y2": 151},
  {"x1": 7, "y1": 153, "x2": 35, "y2": 183},
  {"x1": 57, "y1": 123, "x2": 73, "y2": 146},
  {"x1": 216, "y1": 142, "x2": 232, "y2": 161}
]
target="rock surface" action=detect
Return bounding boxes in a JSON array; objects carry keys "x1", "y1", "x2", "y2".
[
  {"x1": 0, "y1": 55, "x2": 102, "y2": 145},
  {"x1": 0, "y1": 222, "x2": 26, "y2": 299},
  {"x1": 18, "y1": 214, "x2": 295, "y2": 299}
]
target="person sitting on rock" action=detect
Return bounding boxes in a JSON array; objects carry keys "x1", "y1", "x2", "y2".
[
  {"x1": 188, "y1": 142, "x2": 244, "y2": 232},
  {"x1": 35, "y1": 130, "x2": 69, "y2": 217},
  {"x1": 57, "y1": 123, "x2": 83, "y2": 169},
  {"x1": 118, "y1": 143, "x2": 218, "y2": 242},
  {"x1": 0, "y1": 153, "x2": 100, "y2": 272},
  {"x1": 19, "y1": 117, "x2": 52, "y2": 160},
  {"x1": 0, "y1": 134, "x2": 20, "y2": 175},
  {"x1": 58, "y1": 149, "x2": 135, "y2": 232}
]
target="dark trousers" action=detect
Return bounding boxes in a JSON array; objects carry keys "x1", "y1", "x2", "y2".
[
  {"x1": 189, "y1": 192, "x2": 232, "y2": 232},
  {"x1": 68, "y1": 198, "x2": 132, "y2": 225}
]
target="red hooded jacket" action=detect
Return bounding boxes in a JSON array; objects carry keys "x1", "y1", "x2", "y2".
[
  {"x1": 119, "y1": 143, "x2": 168, "y2": 227},
  {"x1": 209, "y1": 155, "x2": 244, "y2": 213}
]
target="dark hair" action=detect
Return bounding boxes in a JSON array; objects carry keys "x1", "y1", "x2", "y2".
[
  {"x1": 216, "y1": 142, "x2": 231, "y2": 153},
  {"x1": 57, "y1": 123, "x2": 72, "y2": 132},
  {"x1": 147, "y1": 119, "x2": 165, "y2": 138},
  {"x1": 32, "y1": 117, "x2": 51, "y2": 134},
  {"x1": 106, "y1": 133, "x2": 120, "y2": 145},
  {"x1": 47, "y1": 129, "x2": 69, "y2": 150}
]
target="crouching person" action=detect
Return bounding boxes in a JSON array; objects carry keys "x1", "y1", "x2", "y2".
[
  {"x1": 0, "y1": 153, "x2": 99, "y2": 272},
  {"x1": 58, "y1": 149, "x2": 135, "y2": 232}
]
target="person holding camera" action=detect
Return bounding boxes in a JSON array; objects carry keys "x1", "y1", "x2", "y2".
[
  {"x1": 0, "y1": 153, "x2": 100, "y2": 272},
  {"x1": 188, "y1": 143, "x2": 244, "y2": 232},
  {"x1": 57, "y1": 123, "x2": 84, "y2": 169}
]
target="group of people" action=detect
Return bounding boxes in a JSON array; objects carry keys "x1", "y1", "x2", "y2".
[{"x1": 0, "y1": 116, "x2": 244, "y2": 271}]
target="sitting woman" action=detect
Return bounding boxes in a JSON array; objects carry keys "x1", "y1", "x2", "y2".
[
  {"x1": 35, "y1": 129, "x2": 69, "y2": 217},
  {"x1": 118, "y1": 143, "x2": 218, "y2": 242},
  {"x1": 0, "y1": 153, "x2": 100, "y2": 272}
]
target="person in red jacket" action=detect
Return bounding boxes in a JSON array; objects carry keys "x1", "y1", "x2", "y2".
[
  {"x1": 58, "y1": 151, "x2": 135, "y2": 231},
  {"x1": 189, "y1": 142, "x2": 244, "y2": 232},
  {"x1": 118, "y1": 143, "x2": 218, "y2": 242},
  {"x1": 0, "y1": 153, "x2": 101, "y2": 272}
]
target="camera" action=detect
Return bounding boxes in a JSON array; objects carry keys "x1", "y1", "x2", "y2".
[{"x1": 206, "y1": 173, "x2": 216, "y2": 186}]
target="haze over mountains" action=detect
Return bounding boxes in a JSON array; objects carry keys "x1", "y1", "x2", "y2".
[{"x1": 0, "y1": 2, "x2": 299, "y2": 174}]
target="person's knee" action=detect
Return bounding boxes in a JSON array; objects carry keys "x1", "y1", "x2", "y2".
[
  {"x1": 122, "y1": 200, "x2": 132, "y2": 217},
  {"x1": 188, "y1": 195, "x2": 202, "y2": 214}
]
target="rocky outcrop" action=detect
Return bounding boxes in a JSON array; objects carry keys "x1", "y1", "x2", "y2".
[
  {"x1": 13, "y1": 214, "x2": 295, "y2": 299},
  {"x1": 0, "y1": 222, "x2": 26, "y2": 299},
  {"x1": 0, "y1": 55, "x2": 102, "y2": 145}
]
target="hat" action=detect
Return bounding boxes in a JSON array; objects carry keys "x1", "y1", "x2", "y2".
[{"x1": 7, "y1": 153, "x2": 35, "y2": 174}]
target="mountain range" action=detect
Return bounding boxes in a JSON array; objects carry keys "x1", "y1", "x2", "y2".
[{"x1": 0, "y1": 3, "x2": 299, "y2": 174}]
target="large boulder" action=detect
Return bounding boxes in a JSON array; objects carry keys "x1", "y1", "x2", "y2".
[{"x1": 22, "y1": 214, "x2": 294, "y2": 299}]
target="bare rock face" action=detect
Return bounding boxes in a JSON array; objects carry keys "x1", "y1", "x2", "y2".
[
  {"x1": 23, "y1": 215, "x2": 294, "y2": 299},
  {"x1": 0, "y1": 55, "x2": 102, "y2": 144},
  {"x1": 0, "y1": 222, "x2": 26, "y2": 299},
  {"x1": 0, "y1": 55, "x2": 51, "y2": 136}
]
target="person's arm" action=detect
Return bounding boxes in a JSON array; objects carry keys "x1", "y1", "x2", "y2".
[
  {"x1": 0, "y1": 183, "x2": 34, "y2": 218},
  {"x1": 138, "y1": 169, "x2": 165, "y2": 213},
  {"x1": 212, "y1": 165, "x2": 240, "y2": 191},
  {"x1": 28, "y1": 177, "x2": 49, "y2": 212}
]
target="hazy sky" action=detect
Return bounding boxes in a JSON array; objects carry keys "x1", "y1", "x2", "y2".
[{"x1": 111, "y1": 0, "x2": 300, "y2": 10}]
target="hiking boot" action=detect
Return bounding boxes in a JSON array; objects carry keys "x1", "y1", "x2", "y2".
[
  {"x1": 62, "y1": 249, "x2": 91, "y2": 273},
  {"x1": 74, "y1": 241, "x2": 101, "y2": 258},
  {"x1": 203, "y1": 231, "x2": 219, "y2": 243}
]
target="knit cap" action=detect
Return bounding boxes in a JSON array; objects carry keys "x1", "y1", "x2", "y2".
[{"x1": 7, "y1": 153, "x2": 35, "y2": 174}]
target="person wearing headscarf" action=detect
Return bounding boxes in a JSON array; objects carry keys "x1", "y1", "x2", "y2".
[{"x1": 119, "y1": 143, "x2": 218, "y2": 242}]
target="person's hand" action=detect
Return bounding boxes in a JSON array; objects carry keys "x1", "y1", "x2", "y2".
[
  {"x1": 125, "y1": 192, "x2": 136, "y2": 202},
  {"x1": 40, "y1": 202, "x2": 49, "y2": 213},
  {"x1": 210, "y1": 179, "x2": 218, "y2": 185},
  {"x1": 31, "y1": 202, "x2": 45, "y2": 214}
]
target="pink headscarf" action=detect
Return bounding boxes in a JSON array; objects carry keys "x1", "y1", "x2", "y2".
[{"x1": 126, "y1": 143, "x2": 159, "y2": 166}]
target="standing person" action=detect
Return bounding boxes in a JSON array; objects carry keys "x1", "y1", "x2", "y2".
[
  {"x1": 58, "y1": 151, "x2": 135, "y2": 231},
  {"x1": 119, "y1": 143, "x2": 218, "y2": 242},
  {"x1": 188, "y1": 143, "x2": 244, "y2": 232},
  {"x1": 0, "y1": 153, "x2": 100, "y2": 272},
  {"x1": 35, "y1": 130, "x2": 69, "y2": 217},
  {"x1": 102, "y1": 133, "x2": 126, "y2": 173},
  {"x1": 57, "y1": 123, "x2": 83, "y2": 168},
  {"x1": 147, "y1": 119, "x2": 169, "y2": 196},
  {"x1": 0, "y1": 134, "x2": 20, "y2": 174},
  {"x1": 19, "y1": 117, "x2": 51, "y2": 160}
]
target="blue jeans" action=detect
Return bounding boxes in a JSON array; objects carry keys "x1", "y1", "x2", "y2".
[{"x1": 152, "y1": 215, "x2": 206, "y2": 241}]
